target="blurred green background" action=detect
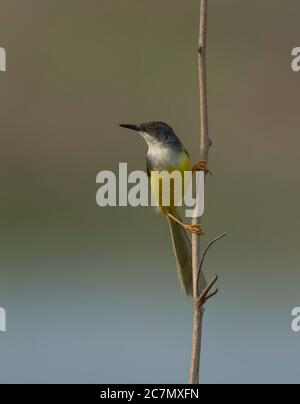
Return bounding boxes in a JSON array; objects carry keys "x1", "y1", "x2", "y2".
[{"x1": 0, "y1": 0, "x2": 299, "y2": 383}]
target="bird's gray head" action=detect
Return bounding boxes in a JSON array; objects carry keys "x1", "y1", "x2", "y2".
[{"x1": 119, "y1": 121, "x2": 182, "y2": 148}]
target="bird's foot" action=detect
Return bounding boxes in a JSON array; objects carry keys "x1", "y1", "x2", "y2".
[
  {"x1": 192, "y1": 160, "x2": 212, "y2": 175},
  {"x1": 166, "y1": 212, "x2": 204, "y2": 236},
  {"x1": 184, "y1": 223, "x2": 204, "y2": 236}
]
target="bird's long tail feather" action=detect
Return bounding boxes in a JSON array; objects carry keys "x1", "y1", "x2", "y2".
[{"x1": 167, "y1": 207, "x2": 207, "y2": 296}]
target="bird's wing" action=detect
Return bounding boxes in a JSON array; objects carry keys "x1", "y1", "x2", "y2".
[
  {"x1": 146, "y1": 156, "x2": 151, "y2": 177},
  {"x1": 184, "y1": 148, "x2": 190, "y2": 158}
]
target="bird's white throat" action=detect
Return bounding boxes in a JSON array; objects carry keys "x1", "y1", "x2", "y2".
[{"x1": 139, "y1": 131, "x2": 182, "y2": 170}]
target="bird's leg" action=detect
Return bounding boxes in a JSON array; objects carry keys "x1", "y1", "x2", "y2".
[
  {"x1": 164, "y1": 210, "x2": 204, "y2": 236},
  {"x1": 192, "y1": 160, "x2": 212, "y2": 175}
]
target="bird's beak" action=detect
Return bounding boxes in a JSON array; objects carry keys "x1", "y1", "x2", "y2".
[{"x1": 119, "y1": 124, "x2": 140, "y2": 132}]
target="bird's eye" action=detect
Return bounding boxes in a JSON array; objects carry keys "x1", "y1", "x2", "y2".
[{"x1": 146, "y1": 124, "x2": 154, "y2": 133}]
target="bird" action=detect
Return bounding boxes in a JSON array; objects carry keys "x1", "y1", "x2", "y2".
[{"x1": 119, "y1": 121, "x2": 209, "y2": 296}]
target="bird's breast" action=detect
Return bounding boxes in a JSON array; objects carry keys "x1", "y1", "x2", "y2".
[
  {"x1": 147, "y1": 144, "x2": 190, "y2": 172},
  {"x1": 148, "y1": 145, "x2": 191, "y2": 209}
]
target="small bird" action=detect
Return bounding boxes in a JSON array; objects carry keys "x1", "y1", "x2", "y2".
[{"x1": 120, "y1": 121, "x2": 208, "y2": 296}]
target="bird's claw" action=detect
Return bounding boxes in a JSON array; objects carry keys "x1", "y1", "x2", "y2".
[
  {"x1": 166, "y1": 211, "x2": 204, "y2": 236},
  {"x1": 192, "y1": 160, "x2": 212, "y2": 175},
  {"x1": 183, "y1": 223, "x2": 204, "y2": 236}
]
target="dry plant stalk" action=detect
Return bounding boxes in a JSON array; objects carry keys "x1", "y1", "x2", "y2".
[{"x1": 189, "y1": 0, "x2": 226, "y2": 384}]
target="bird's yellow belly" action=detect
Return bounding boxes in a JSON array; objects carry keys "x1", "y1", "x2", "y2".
[{"x1": 150, "y1": 152, "x2": 191, "y2": 211}]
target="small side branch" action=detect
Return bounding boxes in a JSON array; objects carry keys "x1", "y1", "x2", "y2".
[
  {"x1": 198, "y1": 275, "x2": 218, "y2": 305},
  {"x1": 199, "y1": 233, "x2": 228, "y2": 273},
  {"x1": 196, "y1": 233, "x2": 227, "y2": 292}
]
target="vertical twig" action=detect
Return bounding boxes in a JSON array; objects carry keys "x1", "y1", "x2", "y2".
[{"x1": 189, "y1": 0, "x2": 210, "y2": 385}]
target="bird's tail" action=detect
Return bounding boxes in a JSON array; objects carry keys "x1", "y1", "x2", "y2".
[{"x1": 167, "y1": 207, "x2": 207, "y2": 296}]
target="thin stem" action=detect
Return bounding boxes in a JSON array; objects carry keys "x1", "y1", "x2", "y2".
[
  {"x1": 198, "y1": 0, "x2": 209, "y2": 162},
  {"x1": 189, "y1": 303, "x2": 204, "y2": 384},
  {"x1": 189, "y1": 0, "x2": 209, "y2": 385}
]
